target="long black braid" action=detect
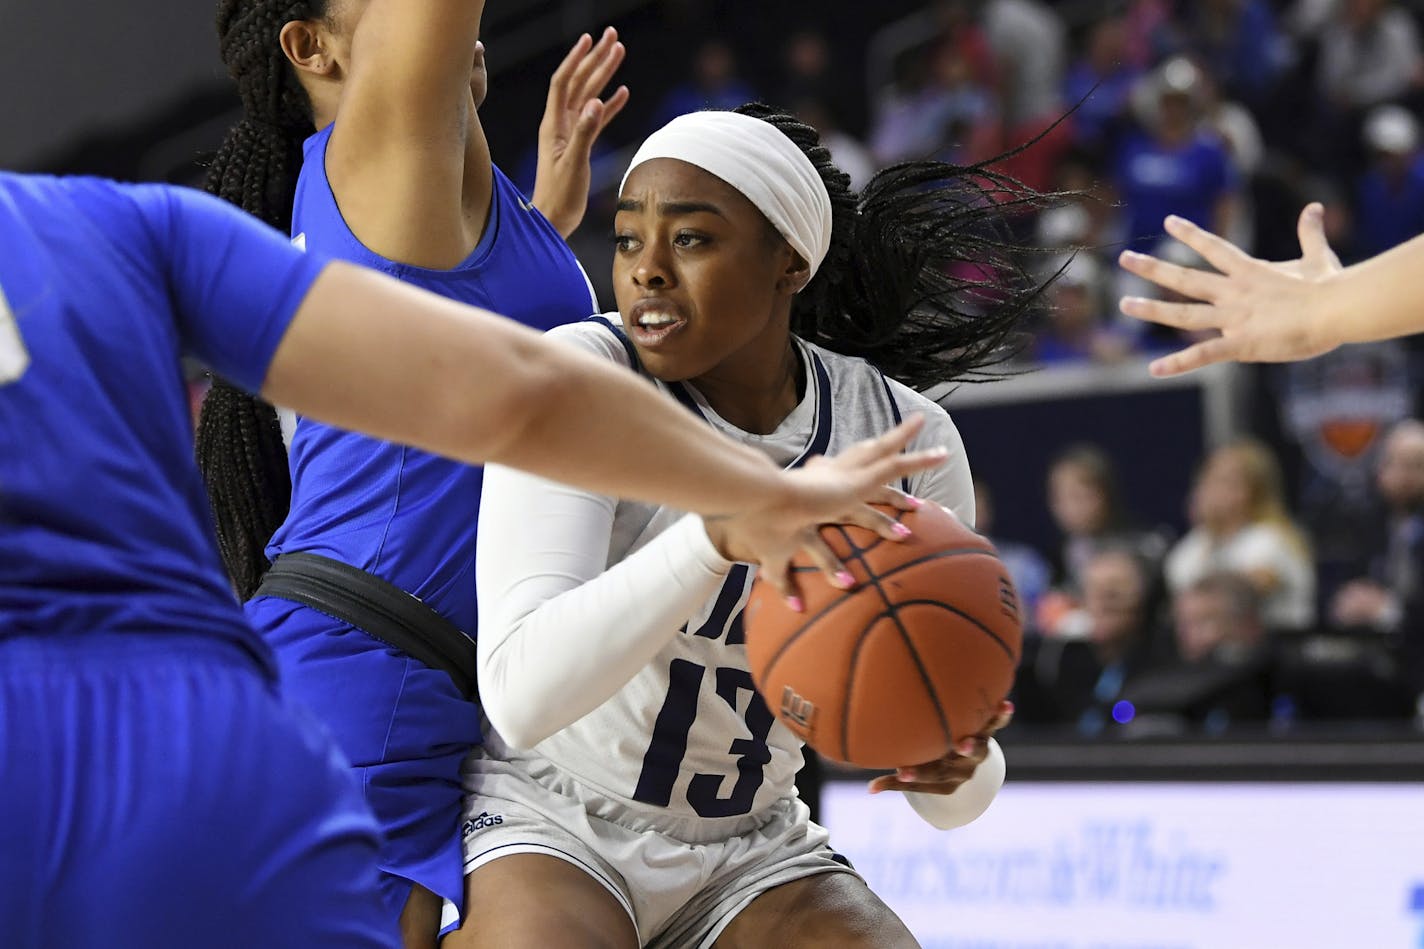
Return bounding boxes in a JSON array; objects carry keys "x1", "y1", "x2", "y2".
[
  {"x1": 196, "y1": 0, "x2": 327, "y2": 598},
  {"x1": 735, "y1": 103, "x2": 1053, "y2": 390}
]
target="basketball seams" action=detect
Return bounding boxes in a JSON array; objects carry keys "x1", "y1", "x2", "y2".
[
  {"x1": 752, "y1": 521, "x2": 1018, "y2": 766},
  {"x1": 786, "y1": 546, "x2": 994, "y2": 575},
  {"x1": 765, "y1": 548, "x2": 1006, "y2": 682},
  {"x1": 832, "y1": 526, "x2": 954, "y2": 757},
  {"x1": 838, "y1": 614, "x2": 881, "y2": 762},
  {"x1": 873, "y1": 598, "x2": 1018, "y2": 661}
]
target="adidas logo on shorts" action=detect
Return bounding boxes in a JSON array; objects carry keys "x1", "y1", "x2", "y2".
[{"x1": 461, "y1": 811, "x2": 504, "y2": 836}]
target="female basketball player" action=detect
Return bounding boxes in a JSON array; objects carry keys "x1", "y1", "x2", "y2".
[
  {"x1": 196, "y1": 2, "x2": 629, "y2": 939},
  {"x1": 451, "y1": 105, "x2": 1039, "y2": 949},
  {"x1": 0, "y1": 174, "x2": 938, "y2": 947}
]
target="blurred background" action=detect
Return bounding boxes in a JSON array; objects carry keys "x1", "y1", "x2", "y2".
[{"x1": 7, "y1": 0, "x2": 1424, "y2": 944}]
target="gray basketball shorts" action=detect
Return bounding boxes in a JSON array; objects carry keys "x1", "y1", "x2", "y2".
[{"x1": 458, "y1": 754, "x2": 857, "y2": 948}]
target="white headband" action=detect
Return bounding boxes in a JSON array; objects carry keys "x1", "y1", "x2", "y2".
[{"x1": 620, "y1": 110, "x2": 834, "y2": 282}]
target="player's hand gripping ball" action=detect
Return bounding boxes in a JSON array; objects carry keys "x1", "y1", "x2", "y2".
[{"x1": 744, "y1": 502, "x2": 1023, "y2": 769}]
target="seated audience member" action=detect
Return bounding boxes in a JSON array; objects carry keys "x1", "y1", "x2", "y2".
[
  {"x1": 1037, "y1": 445, "x2": 1170, "y2": 633},
  {"x1": 1015, "y1": 547, "x2": 1160, "y2": 733},
  {"x1": 1354, "y1": 106, "x2": 1424, "y2": 262},
  {"x1": 1063, "y1": 14, "x2": 1142, "y2": 155},
  {"x1": 1165, "y1": 439, "x2": 1316, "y2": 631},
  {"x1": 870, "y1": 38, "x2": 1000, "y2": 166},
  {"x1": 1331, "y1": 418, "x2": 1424, "y2": 632},
  {"x1": 1119, "y1": 573, "x2": 1273, "y2": 732},
  {"x1": 1115, "y1": 57, "x2": 1241, "y2": 255}
]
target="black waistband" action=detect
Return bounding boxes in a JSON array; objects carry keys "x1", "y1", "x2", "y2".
[{"x1": 254, "y1": 552, "x2": 477, "y2": 699}]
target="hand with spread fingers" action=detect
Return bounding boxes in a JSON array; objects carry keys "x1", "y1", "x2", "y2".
[
  {"x1": 1117, "y1": 205, "x2": 1346, "y2": 376},
  {"x1": 703, "y1": 415, "x2": 948, "y2": 609},
  {"x1": 868, "y1": 700, "x2": 1013, "y2": 796},
  {"x1": 532, "y1": 27, "x2": 631, "y2": 237}
]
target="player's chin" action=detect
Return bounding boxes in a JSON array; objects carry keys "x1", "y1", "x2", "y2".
[
  {"x1": 471, "y1": 72, "x2": 489, "y2": 110},
  {"x1": 633, "y1": 347, "x2": 702, "y2": 385}
]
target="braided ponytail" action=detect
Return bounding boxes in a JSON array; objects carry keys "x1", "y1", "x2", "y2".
[
  {"x1": 734, "y1": 102, "x2": 1054, "y2": 390},
  {"x1": 197, "y1": 0, "x2": 326, "y2": 597}
]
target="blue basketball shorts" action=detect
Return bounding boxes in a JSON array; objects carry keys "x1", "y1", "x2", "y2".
[
  {"x1": 247, "y1": 595, "x2": 482, "y2": 930},
  {"x1": 0, "y1": 632, "x2": 397, "y2": 949}
]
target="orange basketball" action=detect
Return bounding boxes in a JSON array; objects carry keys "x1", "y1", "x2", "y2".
[{"x1": 744, "y1": 503, "x2": 1023, "y2": 769}]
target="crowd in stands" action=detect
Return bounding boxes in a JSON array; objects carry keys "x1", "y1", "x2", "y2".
[{"x1": 990, "y1": 428, "x2": 1423, "y2": 735}]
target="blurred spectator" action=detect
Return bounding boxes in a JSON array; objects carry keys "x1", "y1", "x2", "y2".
[
  {"x1": 1196, "y1": 65, "x2": 1263, "y2": 252},
  {"x1": 1014, "y1": 547, "x2": 1160, "y2": 732},
  {"x1": 978, "y1": 0, "x2": 1073, "y2": 191},
  {"x1": 931, "y1": 0, "x2": 1000, "y2": 87},
  {"x1": 1174, "y1": 572, "x2": 1267, "y2": 664},
  {"x1": 1038, "y1": 445, "x2": 1171, "y2": 637},
  {"x1": 652, "y1": 38, "x2": 758, "y2": 129},
  {"x1": 1036, "y1": 148, "x2": 1119, "y2": 258},
  {"x1": 1033, "y1": 253, "x2": 1135, "y2": 365},
  {"x1": 1172, "y1": 0, "x2": 1285, "y2": 107},
  {"x1": 793, "y1": 98, "x2": 876, "y2": 192},
  {"x1": 980, "y1": 0, "x2": 1066, "y2": 129},
  {"x1": 1353, "y1": 104, "x2": 1424, "y2": 257},
  {"x1": 1118, "y1": 572, "x2": 1273, "y2": 731},
  {"x1": 1123, "y1": 0, "x2": 1177, "y2": 68},
  {"x1": 1115, "y1": 57, "x2": 1241, "y2": 254},
  {"x1": 779, "y1": 31, "x2": 857, "y2": 127},
  {"x1": 1330, "y1": 419, "x2": 1424, "y2": 631},
  {"x1": 870, "y1": 37, "x2": 999, "y2": 165},
  {"x1": 974, "y1": 478, "x2": 1052, "y2": 635},
  {"x1": 1285, "y1": 0, "x2": 1338, "y2": 40},
  {"x1": 1165, "y1": 439, "x2": 1317, "y2": 631},
  {"x1": 1063, "y1": 15, "x2": 1143, "y2": 156},
  {"x1": 1317, "y1": 0, "x2": 1423, "y2": 111}
]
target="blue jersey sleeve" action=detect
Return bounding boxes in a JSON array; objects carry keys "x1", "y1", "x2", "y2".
[{"x1": 136, "y1": 185, "x2": 329, "y2": 393}]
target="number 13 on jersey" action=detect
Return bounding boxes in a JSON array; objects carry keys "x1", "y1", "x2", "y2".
[{"x1": 631, "y1": 564, "x2": 777, "y2": 818}]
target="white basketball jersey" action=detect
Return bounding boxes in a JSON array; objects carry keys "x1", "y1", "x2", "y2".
[{"x1": 481, "y1": 316, "x2": 976, "y2": 828}]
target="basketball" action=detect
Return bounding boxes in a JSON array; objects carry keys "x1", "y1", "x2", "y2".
[{"x1": 744, "y1": 503, "x2": 1023, "y2": 769}]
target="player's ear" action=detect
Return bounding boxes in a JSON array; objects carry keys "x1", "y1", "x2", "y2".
[
  {"x1": 279, "y1": 18, "x2": 339, "y2": 80},
  {"x1": 776, "y1": 248, "x2": 812, "y2": 296}
]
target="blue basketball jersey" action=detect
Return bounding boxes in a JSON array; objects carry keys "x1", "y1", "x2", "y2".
[
  {"x1": 269, "y1": 125, "x2": 598, "y2": 633},
  {"x1": 0, "y1": 174, "x2": 324, "y2": 656}
]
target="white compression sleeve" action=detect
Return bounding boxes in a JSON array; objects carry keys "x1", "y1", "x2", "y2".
[
  {"x1": 902, "y1": 738, "x2": 1006, "y2": 830},
  {"x1": 475, "y1": 464, "x2": 733, "y2": 749}
]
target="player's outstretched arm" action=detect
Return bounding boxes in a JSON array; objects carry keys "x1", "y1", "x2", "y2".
[
  {"x1": 1118, "y1": 206, "x2": 1424, "y2": 375},
  {"x1": 261, "y1": 262, "x2": 944, "y2": 530},
  {"x1": 1117, "y1": 207, "x2": 1353, "y2": 375},
  {"x1": 316, "y1": 0, "x2": 493, "y2": 267}
]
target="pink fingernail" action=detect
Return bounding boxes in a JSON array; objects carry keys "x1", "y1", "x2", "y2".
[
  {"x1": 785, "y1": 596, "x2": 804, "y2": 613},
  {"x1": 835, "y1": 570, "x2": 856, "y2": 588},
  {"x1": 897, "y1": 768, "x2": 916, "y2": 781},
  {"x1": 907, "y1": 495, "x2": 925, "y2": 508},
  {"x1": 892, "y1": 523, "x2": 913, "y2": 538},
  {"x1": 958, "y1": 740, "x2": 976, "y2": 755}
]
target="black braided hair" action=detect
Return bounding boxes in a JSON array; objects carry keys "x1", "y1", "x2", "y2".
[
  {"x1": 734, "y1": 102, "x2": 1055, "y2": 390},
  {"x1": 196, "y1": 0, "x2": 327, "y2": 598}
]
